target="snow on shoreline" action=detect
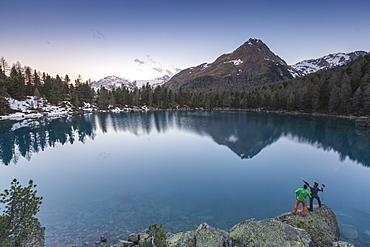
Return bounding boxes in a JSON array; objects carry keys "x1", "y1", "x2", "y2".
[
  {"x1": 0, "y1": 96, "x2": 148, "y2": 130},
  {"x1": 1, "y1": 96, "x2": 75, "y2": 121}
]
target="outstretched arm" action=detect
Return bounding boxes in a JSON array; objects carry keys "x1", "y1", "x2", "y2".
[{"x1": 301, "y1": 178, "x2": 309, "y2": 186}]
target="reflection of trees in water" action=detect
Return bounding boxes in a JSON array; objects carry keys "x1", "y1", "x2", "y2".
[
  {"x1": 0, "y1": 112, "x2": 369, "y2": 167},
  {"x1": 0, "y1": 115, "x2": 97, "y2": 165},
  {"x1": 280, "y1": 115, "x2": 370, "y2": 167}
]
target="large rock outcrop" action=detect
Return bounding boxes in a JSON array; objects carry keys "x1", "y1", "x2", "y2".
[
  {"x1": 116, "y1": 204, "x2": 353, "y2": 247},
  {"x1": 275, "y1": 204, "x2": 340, "y2": 246}
]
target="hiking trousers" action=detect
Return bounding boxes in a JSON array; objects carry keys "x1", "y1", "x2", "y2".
[
  {"x1": 309, "y1": 196, "x2": 321, "y2": 210},
  {"x1": 293, "y1": 199, "x2": 307, "y2": 215}
]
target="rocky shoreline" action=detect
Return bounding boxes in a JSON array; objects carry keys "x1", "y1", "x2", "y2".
[{"x1": 108, "y1": 204, "x2": 354, "y2": 247}]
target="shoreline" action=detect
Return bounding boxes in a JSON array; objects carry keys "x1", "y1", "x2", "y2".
[{"x1": 1, "y1": 96, "x2": 369, "y2": 127}]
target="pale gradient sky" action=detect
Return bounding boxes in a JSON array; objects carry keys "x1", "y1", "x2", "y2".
[{"x1": 1, "y1": 0, "x2": 369, "y2": 82}]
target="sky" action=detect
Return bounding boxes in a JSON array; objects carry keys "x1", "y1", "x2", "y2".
[{"x1": 1, "y1": 0, "x2": 369, "y2": 82}]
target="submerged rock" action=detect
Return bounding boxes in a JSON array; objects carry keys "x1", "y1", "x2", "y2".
[
  {"x1": 363, "y1": 229, "x2": 370, "y2": 241},
  {"x1": 340, "y1": 224, "x2": 359, "y2": 240}
]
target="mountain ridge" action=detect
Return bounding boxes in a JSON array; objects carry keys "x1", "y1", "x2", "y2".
[
  {"x1": 164, "y1": 38, "x2": 368, "y2": 92},
  {"x1": 89, "y1": 39, "x2": 368, "y2": 92},
  {"x1": 291, "y1": 50, "x2": 368, "y2": 76}
]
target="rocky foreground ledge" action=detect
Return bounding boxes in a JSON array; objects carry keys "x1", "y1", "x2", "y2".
[{"x1": 112, "y1": 204, "x2": 353, "y2": 247}]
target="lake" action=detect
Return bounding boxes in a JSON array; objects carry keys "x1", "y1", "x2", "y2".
[{"x1": 0, "y1": 111, "x2": 369, "y2": 247}]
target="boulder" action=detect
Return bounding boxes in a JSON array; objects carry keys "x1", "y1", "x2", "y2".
[
  {"x1": 110, "y1": 240, "x2": 135, "y2": 247},
  {"x1": 229, "y1": 218, "x2": 311, "y2": 246},
  {"x1": 168, "y1": 230, "x2": 196, "y2": 247},
  {"x1": 127, "y1": 229, "x2": 150, "y2": 244},
  {"x1": 195, "y1": 222, "x2": 232, "y2": 247}
]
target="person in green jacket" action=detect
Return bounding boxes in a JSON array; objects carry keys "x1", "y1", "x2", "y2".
[{"x1": 292, "y1": 184, "x2": 312, "y2": 216}]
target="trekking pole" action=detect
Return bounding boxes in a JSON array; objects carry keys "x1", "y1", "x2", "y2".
[{"x1": 321, "y1": 184, "x2": 325, "y2": 204}]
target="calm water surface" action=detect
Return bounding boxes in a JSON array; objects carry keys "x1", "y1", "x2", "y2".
[{"x1": 0, "y1": 111, "x2": 369, "y2": 246}]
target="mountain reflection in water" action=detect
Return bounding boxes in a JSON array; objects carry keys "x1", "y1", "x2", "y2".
[{"x1": 0, "y1": 111, "x2": 369, "y2": 167}]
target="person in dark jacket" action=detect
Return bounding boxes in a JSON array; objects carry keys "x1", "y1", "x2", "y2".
[{"x1": 301, "y1": 178, "x2": 323, "y2": 211}]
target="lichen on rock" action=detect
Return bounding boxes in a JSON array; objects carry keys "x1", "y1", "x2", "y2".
[
  {"x1": 195, "y1": 222, "x2": 231, "y2": 247},
  {"x1": 168, "y1": 230, "x2": 196, "y2": 247},
  {"x1": 229, "y1": 218, "x2": 311, "y2": 247}
]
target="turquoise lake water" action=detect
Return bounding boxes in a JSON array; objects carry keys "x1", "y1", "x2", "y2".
[{"x1": 0, "y1": 111, "x2": 369, "y2": 246}]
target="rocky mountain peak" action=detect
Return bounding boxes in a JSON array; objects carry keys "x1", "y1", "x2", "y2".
[{"x1": 165, "y1": 38, "x2": 293, "y2": 91}]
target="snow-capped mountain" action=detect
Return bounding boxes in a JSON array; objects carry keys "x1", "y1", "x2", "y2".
[
  {"x1": 90, "y1": 76, "x2": 137, "y2": 91},
  {"x1": 90, "y1": 55, "x2": 181, "y2": 90},
  {"x1": 290, "y1": 51, "x2": 368, "y2": 76},
  {"x1": 90, "y1": 74, "x2": 173, "y2": 91}
]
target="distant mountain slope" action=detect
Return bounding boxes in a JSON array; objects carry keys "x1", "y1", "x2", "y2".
[
  {"x1": 90, "y1": 76, "x2": 136, "y2": 91},
  {"x1": 135, "y1": 75, "x2": 171, "y2": 88},
  {"x1": 291, "y1": 51, "x2": 368, "y2": 76},
  {"x1": 90, "y1": 75, "x2": 175, "y2": 90},
  {"x1": 165, "y1": 38, "x2": 294, "y2": 92},
  {"x1": 90, "y1": 55, "x2": 181, "y2": 90},
  {"x1": 89, "y1": 75, "x2": 172, "y2": 91}
]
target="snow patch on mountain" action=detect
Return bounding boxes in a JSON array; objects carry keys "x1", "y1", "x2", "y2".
[
  {"x1": 290, "y1": 51, "x2": 368, "y2": 76},
  {"x1": 225, "y1": 59, "x2": 243, "y2": 66},
  {"x1": 201, "y1": 63, "x2": 210, "y2": 70}
]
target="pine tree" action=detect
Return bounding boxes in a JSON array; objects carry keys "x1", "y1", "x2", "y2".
[
  {"x1": 0, "y1": 57, "x2": 9, "y2": 76},
  {"x1": 0, "y1": 179, "x2": 43, "y2": 247},
  {"x1": 7, "y1": 66, "x2": 25, "y2": 100},
  {"x1": 24, "y1": 66, "x2": 33, "y2": 95}
]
